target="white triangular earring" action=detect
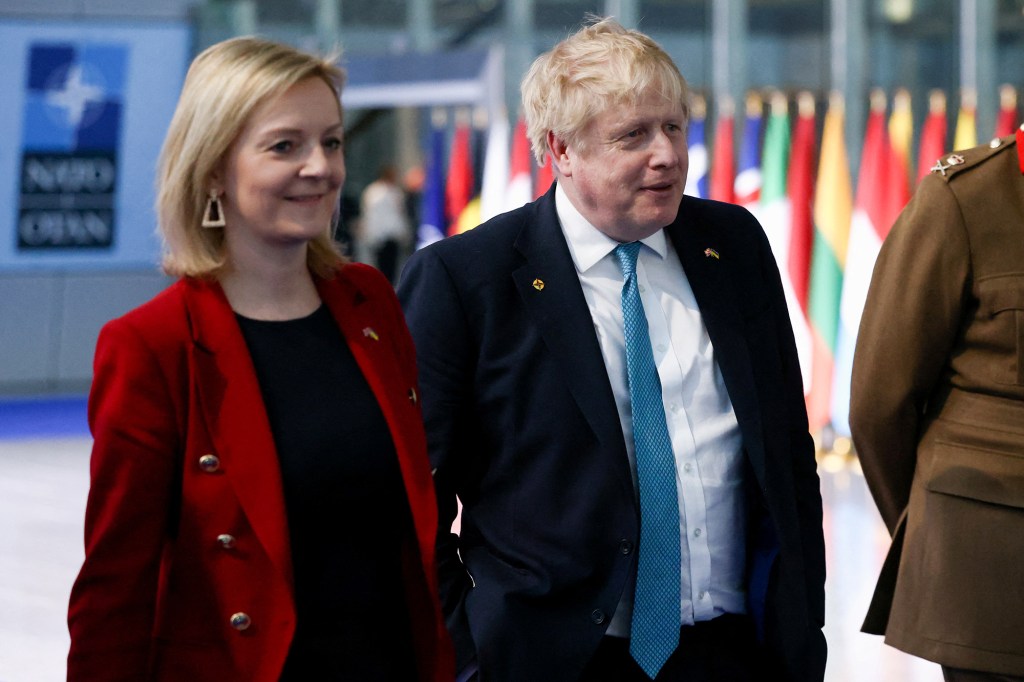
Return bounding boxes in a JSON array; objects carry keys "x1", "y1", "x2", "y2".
[{"x1": 202, "y1": 189, "x2": 226, "y2": 228}]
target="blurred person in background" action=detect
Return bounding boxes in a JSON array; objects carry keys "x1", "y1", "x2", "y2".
[
  {"x1": 851, "y1": 133, "x2": 1024, "y2": 682},
  {"x1": 66, "y1": 36, "x2": 452, "y2": 681},
  {"x1": 359, "y1": 163, "x2": 411, "y2": 283}
]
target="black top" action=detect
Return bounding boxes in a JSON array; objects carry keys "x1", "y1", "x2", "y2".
[{"x1": 236, "y1": 304, "x2": 416, "y2": 680}]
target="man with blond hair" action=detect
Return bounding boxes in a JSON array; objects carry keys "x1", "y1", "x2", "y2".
[{"x1": 399, "y1": 18, "x2": 825, "y2": 682}]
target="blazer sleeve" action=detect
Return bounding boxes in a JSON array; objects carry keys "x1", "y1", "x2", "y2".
[
  {"x1": 398, "y1": 245, "x2": 479, "y2": 673},
  {"x1": 850, "y1": 174, "x2": 970, "y2": 532},
  {"x1": 67, "y1": 318, "x2": 183, "y2": 680}
]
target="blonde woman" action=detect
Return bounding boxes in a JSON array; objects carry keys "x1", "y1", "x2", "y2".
[{"x1": 67, "y1": 37, "x2": 452, "y2": 681}]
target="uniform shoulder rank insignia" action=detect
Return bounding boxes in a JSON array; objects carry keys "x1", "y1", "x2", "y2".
[{"x1": 930, "y1": 153, "x2": 965, "y2": 176}]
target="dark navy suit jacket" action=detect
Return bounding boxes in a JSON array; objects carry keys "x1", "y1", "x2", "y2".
[{"x1": 398, "y1": 185, "x2": 826, "y2": 681}]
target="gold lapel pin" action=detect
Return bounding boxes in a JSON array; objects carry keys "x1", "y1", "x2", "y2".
[
  {"x1": 362, "y1": 327, "x2": 379, "y2": 341},
  {"x1": 532, "y1": 278, "x2": 545, "y2": 291},
  {"x1": 704, "y1": 248, "x2": 720, "y2": 259}
]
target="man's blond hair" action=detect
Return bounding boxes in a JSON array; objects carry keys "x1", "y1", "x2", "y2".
[{"x1": 521, "y1": 17, "x2": 689, "y2": 166}]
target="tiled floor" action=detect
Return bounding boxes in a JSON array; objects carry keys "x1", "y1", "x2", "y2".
[
  {"x1": 0, "y1": 400, "x2": 942, "y2": 681},
  {"x1": 0, "y1": 436, "x2": 89, "y2": 682}
]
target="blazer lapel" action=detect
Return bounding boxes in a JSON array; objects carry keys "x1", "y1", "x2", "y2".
[
  {"x1": 317, "y1": 275, "x2": 408, "y2": 440},
  {"x1": 511, "y1": 189, "x2": 633, "y2": 491},
  {"x1": 668, "y1": 201, "x2": 767, "y2": 483},
  {"x1": 318, "y1": 274, "x2": 438, "y2": 563},
  {"x1": 183, "y1": 278, "x2": 294, "y2": 589},
  {"x1": 318, "y1": 274, "x2": 431, "y2": 484}
]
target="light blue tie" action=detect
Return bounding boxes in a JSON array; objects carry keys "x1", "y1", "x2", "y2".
[{"x1": 614, "y1": 242, "x2": 681, "y2": 679}]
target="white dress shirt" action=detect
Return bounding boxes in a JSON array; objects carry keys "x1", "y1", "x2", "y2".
[{"x1": 555, "y1": 184, "x2": 748, "y2": 637}]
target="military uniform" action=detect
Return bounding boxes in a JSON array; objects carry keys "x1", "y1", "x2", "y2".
[{"x1": 851, "y1": 128, "x2": 1024, "y2": 678}]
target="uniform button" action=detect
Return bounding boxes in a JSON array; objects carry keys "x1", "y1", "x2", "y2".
[
  {"x1": 230, "y1": 612, "x2": 251, "y2": 631},
  {"x1": 693, "y1": 527, "x2": 702, "y2": 538},
  {"x1": 619, "y1": 539, "x2": 633, "y2": 555},
  {"x1": 217, "y1": 534, "x2": 236, "y2": 549},
  {"x1": 198, "y1": 454, "x2": 220, "y2": 473},
  {"x1": 591, "y1": 609, "x2": 606, "y2": 625}
]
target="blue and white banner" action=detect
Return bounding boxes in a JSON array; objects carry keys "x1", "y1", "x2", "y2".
[
  {"x1": 0, "y1": 20, "x2": 190, "y2": 270},
  {"x1": 19, "y1": 42, "x2": 127, "y2": 250}
]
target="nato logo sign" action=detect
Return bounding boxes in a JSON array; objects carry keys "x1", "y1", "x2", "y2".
[{"x1": 18, "y1": 43, "x2": 127, "y2": 250}]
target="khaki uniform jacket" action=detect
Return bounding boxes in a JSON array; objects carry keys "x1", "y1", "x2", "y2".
[{"x1": 850, "y1": 134, "x2": 1024, "y2": 675}]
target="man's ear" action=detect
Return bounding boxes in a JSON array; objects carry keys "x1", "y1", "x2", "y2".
[{"x1": 548, "y1": 131, "x2": 572, "y2": 177}]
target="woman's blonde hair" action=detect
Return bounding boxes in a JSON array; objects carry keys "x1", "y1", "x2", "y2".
[
  {"x1": 157, "y1": 36, "x2": 347, "y2": 278},
  {"x1": 521, "y1": 17, "x2": 689, "y2": 165}
]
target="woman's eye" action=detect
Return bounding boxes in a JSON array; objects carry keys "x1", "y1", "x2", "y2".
[
  {"x1": 324, "y1": 137, "x2": 343, "y2": 151},
  {"x1": 270, "y1": 140, "x2": 293, "y2": 153}
]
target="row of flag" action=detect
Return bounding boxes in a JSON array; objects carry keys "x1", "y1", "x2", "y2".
[
  {"x1": 415, "y1": 84, "x2": 1021, "y2": 441},
  {"x1": 416, "y1": 107, "x2": 553, "y2": 249},
  {"x1": 693, "y1": 83, "x2": 1018, "y2": 440}
]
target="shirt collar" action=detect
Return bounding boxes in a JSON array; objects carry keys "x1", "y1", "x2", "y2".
[{"x1": 555, "y1": 183, "x2": 668, "y2": 274}]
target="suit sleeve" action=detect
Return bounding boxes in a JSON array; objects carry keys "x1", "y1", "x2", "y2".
[
  {"x1": 67, "y1": 319, "x2": 181, "y2": 680},
  {"x1": 748, "y1": 220, "x2": 826, "y2": 635},
  {"x1": 397, "y1": 246, "x2": 479, "y2": 673},
  {"x1": 769, "y1": 234, "x2": 825, "y2": 606},
  {"x1": 850, "y1": 175, "x2": 969, "y2": 532}
]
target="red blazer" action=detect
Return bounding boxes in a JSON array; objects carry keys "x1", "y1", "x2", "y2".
[{"x1": 68, "y1": 265, "x2": 453, "y2": 681}]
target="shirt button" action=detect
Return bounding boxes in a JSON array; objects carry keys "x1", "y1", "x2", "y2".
[
  {"x1": 683, "y1": 462, "x2": 693, "y2": 473},
  {"x1": 198, "y1": 454, "x2": 220, "y2": 473},
  {"x1": 694, "y1": 528, "x2": 702, "y2": 538},
  {"x1": 230, "y1": 612, "x2": 251, "y2": 631},
  {"x1": 639, "y1": 284, "x2": 646, "y2": 293},
  {"x1": 619, "y1": 539, "x2": 634, "y2": 555},
  {"x1": 698, "y1": 591, "x2": 707, "y2": 600},
  {"x1": 591, "y1": 609, "x2": 606, "y2": 625},
  {"x1": 656, "y1": 343, "x2": 667, "y2": 353}
]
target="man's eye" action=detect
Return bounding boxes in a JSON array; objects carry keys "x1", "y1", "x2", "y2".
[{"x1": 625, "y1": 129, "x2": 641, "y2": 138}]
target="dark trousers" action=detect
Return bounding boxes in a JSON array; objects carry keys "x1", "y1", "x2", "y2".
[
  {"x1": 579, "y1": 614, "x2": 771, "y2": 682},
  {"x1": 374, "y1": 239, "x2": 400, "y2": 284},
  {"x1": 943, "y1": 667, "x2": 1024, "y2": 682}
]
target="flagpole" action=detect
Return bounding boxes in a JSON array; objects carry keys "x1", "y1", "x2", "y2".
[
  {"x1": 960, "y1": 0, "x2": 997, "y2": 141},
  {"x1": 604, "y1": 0, "x2": 638, "y2": 29},
  {"x1": 830, "y1": 0, "x2": 866, "y2": 180}
]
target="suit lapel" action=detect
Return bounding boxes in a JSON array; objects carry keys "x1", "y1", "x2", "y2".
[
  {"x1": 669, "y1": 200, "x2": 767, "y2": 482},
  {"x1": 511, "y1": 190, "x2": 633, "y2": 489},
  {"x1": 183, "y1": 278, "x2": 294, "y2": 589}
]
